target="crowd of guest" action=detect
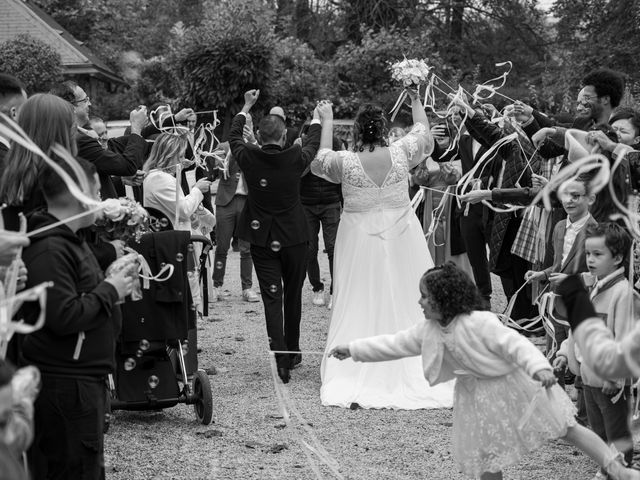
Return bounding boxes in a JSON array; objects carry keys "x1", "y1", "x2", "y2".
[{"x1": 1, "y1": 63, "x2": 640, "y2": 480}]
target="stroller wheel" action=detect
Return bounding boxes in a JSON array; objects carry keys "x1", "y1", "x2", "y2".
[{"x1": 192, "y1": 369, "x2": 213, "y2": 425}]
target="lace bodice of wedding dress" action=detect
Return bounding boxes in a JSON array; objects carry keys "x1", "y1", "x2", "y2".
[{"x1": 310, "y1": 123, "x2": 433, "y2": 212}]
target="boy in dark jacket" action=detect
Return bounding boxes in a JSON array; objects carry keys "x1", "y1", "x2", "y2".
[{"x1": 21, "y1": 158, "x2": 133, "y2": 479}]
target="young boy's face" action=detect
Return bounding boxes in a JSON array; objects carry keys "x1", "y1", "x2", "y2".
[
  {"x1": 560, "y1": 180, "x2": 593, "y2": 221},
  {"x1": 585, "y1": 235, "x2": 622, "y2": 278}
]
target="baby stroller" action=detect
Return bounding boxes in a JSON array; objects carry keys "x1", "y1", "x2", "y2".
[{"x1": 107, "y1": 224, "x2": 214, "y2": 426}]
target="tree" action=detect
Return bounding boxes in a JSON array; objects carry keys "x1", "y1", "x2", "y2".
[
  {"x1": 177, "y1": 0, "x2": 277, "y2": 137},
  {"x1": 34, "y1": 0, "x2": 205, "y2": 69},
  {"x1": 133, "y1": 58, "x2": 179, "y2": 107},
  {"x1": 331, "y1": 26, "x2": 449, "y2": 118},
  {"x1": 268, "y1": 37, "x2": 334, "y2": 124},
  {"x1": 332, "y1": 0, "x2": 420, "y2": 43},
  {"x1": 552, "y1": 0, "x2": 640, "y2": 82},
  {"x1": 0, "y1": 34, "x2": 63, "y2": 93}
]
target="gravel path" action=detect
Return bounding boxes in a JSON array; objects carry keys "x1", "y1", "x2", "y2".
[{"x1": 104, "y1": 248, "x2": 595, "y2": 479}]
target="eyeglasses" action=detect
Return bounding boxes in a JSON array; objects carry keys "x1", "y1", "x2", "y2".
[
  {"x1": 564, "y1": 193, "x2": 586, "y2": 201},
  {"x1": 576, "y1": 95, "x2": 598, "y2": 108},
  {"x1": 72, "y1": 96, "x2": 90, "y2": 105}
]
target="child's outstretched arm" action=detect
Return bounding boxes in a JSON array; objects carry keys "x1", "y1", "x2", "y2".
[{"x1": 328, "y1": 345, "x2": 351, "y2": 360}]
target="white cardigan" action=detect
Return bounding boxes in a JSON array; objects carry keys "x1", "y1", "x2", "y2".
[
  {"x1": 143, "y1": 170, "x2": 212, "y2": 232},
  {"x1": 574, "y1": 318, "x2": 640, "y2": 380},
  {"x1": 350, "y1": 310, "x2": 551, "y2": 385}
]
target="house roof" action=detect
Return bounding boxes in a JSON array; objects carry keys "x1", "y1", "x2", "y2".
[{"x1": 0, "y1": 0, "x2": 126, "y2": 85}]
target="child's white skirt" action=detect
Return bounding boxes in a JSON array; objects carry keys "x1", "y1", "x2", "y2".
[{"x1": 452, "y1": 367, "x2": 576, "y2": 477}]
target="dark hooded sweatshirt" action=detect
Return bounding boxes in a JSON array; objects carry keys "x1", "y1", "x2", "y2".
[{"x1": 20, "y1": 211, "x2": 121, "y2": 376}]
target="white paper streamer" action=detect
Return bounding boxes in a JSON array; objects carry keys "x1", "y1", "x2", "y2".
[{"x1": 268, "y1": 352, "x2": 345, "y2": 479}]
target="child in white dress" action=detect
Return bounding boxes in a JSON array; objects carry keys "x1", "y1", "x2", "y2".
[{"x1": 329, "y1": 263, "x2": 639, "y2": 480}]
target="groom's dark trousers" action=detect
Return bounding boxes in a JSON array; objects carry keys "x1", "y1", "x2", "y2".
[{"x1": 229, "y1": 112, "x2": 321, "y2": 368}]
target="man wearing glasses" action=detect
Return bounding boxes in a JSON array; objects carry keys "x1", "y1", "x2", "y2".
[
  {"x1": 574, "y1": 68, "x2": 626, "y2": 129},
  {"x1": 51, "y1": 81, "x2": 147, "y2": 200}
]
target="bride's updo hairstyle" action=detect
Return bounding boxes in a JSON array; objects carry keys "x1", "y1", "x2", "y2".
[{"x1": 353, "y1": 104, "x2": 389, "y2": 152}]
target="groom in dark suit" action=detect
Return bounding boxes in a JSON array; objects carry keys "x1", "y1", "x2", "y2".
[{"x1": 229, "y1": 89, "x2": 322, "y2": 383}]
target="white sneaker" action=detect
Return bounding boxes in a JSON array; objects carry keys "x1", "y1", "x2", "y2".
[
  {"x1": 592, "y1": 469, "x2": 607, "y2": 480},
  {"x1": 327, "y1": 295, "x2": 333, "y2": 310},
  {"x1": 211, "y1": 287, "x2": 220, "y2": 303},
  {"x1": 242, "y1": 289, "x2": 260, "y2": 302},
  {"x1": 312, "y1": 291, "x2": 325, "y2": 306}
]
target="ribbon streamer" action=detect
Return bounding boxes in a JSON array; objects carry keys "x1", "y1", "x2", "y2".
[
  {"x1": 26, "y1": 206, "x2": 103, "y2": 238},
  {"x1": 137, "y1": 261, "x2": 175, "y2": 288},
  {"x1": 174, "y1": 163, "x2": 183, "y2": 229},
  {"x1": 268, "y1": 352, "x2": 344, "y2": 479},
  {"x1": 456, "y1": 132, "x2": 519, "y2": 200},
  {"x1": 423, "y1": 185, "x2": 453, "y2": 243},
  {"x1": 123, "y1": 247, "x2": 176, "y2": 290},
  {"x1": 528, "y1": 152, "x2": 610, "y2": 213},
  {"x1": 0, "y1": 282, "x2": 52, "y2": 359},
  {"x1": 149, "y1": 105, "x2": 190, "y2": 136},
  {"x1": 472, "y1": 61, "x2": 513, "y2": 103},
  {"x1": 389, "y1": 90, "x2": 408, "y2": 123}
]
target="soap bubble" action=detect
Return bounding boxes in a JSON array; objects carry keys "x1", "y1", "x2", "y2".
[
  {"x1": 250, "y1": 220, "x2": 260, "y2": 230},
  {"x1": 259, "y1": 178, "x2": 268, "y2": 187},
  {"x1": 139, "y1": 339, "x2": 150, "y2": 351},
  {"x1": 269, "y1": 284, "x2": 278, "y2": 293},
  {"x1": 175, "y1": 253, "x2": 184, "y2": 262},
  {"x1": 270, "y1": 241, "x2": 281, "y2": 252},
  {"x1": 124, "y1": 358, "x2": 136, "y2": 371},
  {"x1": 148, "y1": 375, "x2": 160, "y2": 389}
]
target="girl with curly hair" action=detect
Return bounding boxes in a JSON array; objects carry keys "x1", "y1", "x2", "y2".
[{"x1": 330, "y1": 262, "x2": 640, "y2": 480}]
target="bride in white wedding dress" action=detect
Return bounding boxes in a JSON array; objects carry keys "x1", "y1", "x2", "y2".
[{"x1": 311, "y1": 94, "x2": 454, "y2": 409}]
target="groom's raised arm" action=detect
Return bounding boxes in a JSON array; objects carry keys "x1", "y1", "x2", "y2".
[
  {"x1": 230, "y1": 89, "x2": 260, "y2": 168},
  {"x1": 229, "y1": 114, "x2": 247, "y2": 163}
]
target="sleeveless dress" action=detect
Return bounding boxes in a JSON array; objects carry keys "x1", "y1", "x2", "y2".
[{"x1": 311, "y1": 123, "x2": 455, "y2": 409}]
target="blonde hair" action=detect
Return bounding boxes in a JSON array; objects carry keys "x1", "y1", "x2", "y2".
[{"x1": 142, "y1": 133, "x2": 188, "y2": 173}]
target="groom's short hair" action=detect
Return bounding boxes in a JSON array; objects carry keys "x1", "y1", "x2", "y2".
[{"x1": 258, "y1": 114, "x2": 286, "y2": 143}]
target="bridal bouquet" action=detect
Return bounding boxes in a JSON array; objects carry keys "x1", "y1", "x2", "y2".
[
  {"x1": 389, "y1": 58, "x2": 432, "y2": 120},
  {"x1": 389, "y1": 58, "x2": 432, "y2": 88},
  {"x1": 94, "y1": 197, "x2": 149, "y2": 243}
]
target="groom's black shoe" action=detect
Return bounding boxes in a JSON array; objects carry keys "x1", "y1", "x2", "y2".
[
  {"x1": 275, "y1": 353, "x2": 291, "y2": 383},
  {"x1": 277, "y1": 366, "x2": 290, "y2": 383}
]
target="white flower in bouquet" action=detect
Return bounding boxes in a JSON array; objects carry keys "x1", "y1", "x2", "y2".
[
  {"x1": 390, "y1": 58, "x2": 432, "y2": 88},
  {"x1": 95, "y1": 197, "x2": 150, "y2": 243},
  {"x1": 101, "y1": 198, "x2": 126, "y2": 222}
]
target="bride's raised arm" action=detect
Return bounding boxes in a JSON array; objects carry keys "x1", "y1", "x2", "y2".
[
  {"x1": 310, "y1": 100, "x2": 344, "y2": 184},
  {"x1": 397, "y1": 90, "x2": 434, "y2": 169}
]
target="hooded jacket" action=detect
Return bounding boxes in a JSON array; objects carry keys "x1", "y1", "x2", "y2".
[{"x1": 21, "y1": 211, "x2": 121, "y2": 376}]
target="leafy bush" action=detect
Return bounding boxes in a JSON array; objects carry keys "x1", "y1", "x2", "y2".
[
  {"x1": 268, "y1": 37, "x2": 334, "y2": 125},
  {"x1": 331, "y1": 27, "x2": 448, "y2": 117},
  {"x1": 181, "y1": 37, "x2": 273, "y2": 112},
  {"x1": 136, "y1": 57, "x2": 180, "y2": 107},
  {"x1": 0, "y1": 34, "x2": 63, "y2": 93},
  {"x1": 176, "y1": 0, "x2": 277, "y2": 135}
]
